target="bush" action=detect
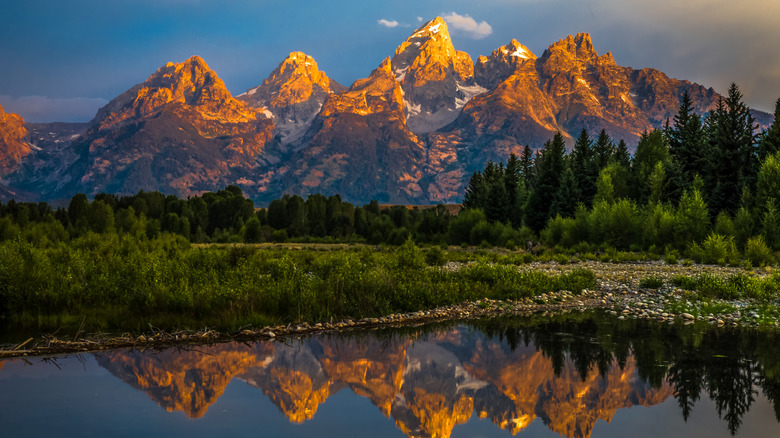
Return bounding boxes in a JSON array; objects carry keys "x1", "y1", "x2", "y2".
[
  {"x1": 701, "y1": 233, "x2": 739, "y2": 266},
  {"x1": 639, "y1": 275, "x2": 664, "y2": 289},
  {"x1": 745, "y1": 236, "x2": 773, "y2": 267},
  {"x1": 424, "y1": 246, "x2": 446, "y2": 266}
]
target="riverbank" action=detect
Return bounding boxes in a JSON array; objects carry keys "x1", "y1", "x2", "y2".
[{"x1": 3, "y1": 259, "x2": 779, "y2": 358}]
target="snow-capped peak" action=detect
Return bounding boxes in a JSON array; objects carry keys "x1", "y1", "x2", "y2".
[{"x1": 511, "y1": 45, "x2": 530, "y2": 59}]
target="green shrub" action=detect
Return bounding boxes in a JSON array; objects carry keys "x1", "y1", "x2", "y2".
[
  {"x1": 639, "y1": 275, "x2": 664, "y2": 289},
  {"x1": 701, "y1": 233, "x2": 739, "y2": 266},
  {"x1": 745, "y1": 236, "x2": 773, "y2": 267},
  {"x1": 424, "y1": 246, "x2": 446, "y2": 266}
]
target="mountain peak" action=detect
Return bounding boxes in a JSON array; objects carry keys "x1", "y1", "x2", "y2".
[
  {"x1": 573, "y1": 32, "x2": 593, "y2": 49},
  {"x1": 504, "y1": 39, "x2": 536, "y2": 60},
  {"x1": 238, "y1": 51, "x2": 343, "y2": 108},
  {"x1": 0, "y1": 104, "x2": 31, "y2": 175},
  {"x1": 390, "y1": 17, "x2": 482, "y2": 133},
  {"x1": 411, "y1": 17, "x2": 448, "y2": 38},
  {"x1": 237, "y1": 51, "x2": 345, "y2": 144},
  {"x1": 545, "y1": 33, "x2": 597, "y2": 61},
  {"x1": 93, "y1": 56, "x2": 259, "y2": 132},
  {"x1": 474, "y1": 39, "x2": 537, "y2": 89},
  {"x1": 393, "y1": 17, "x2": 455, "y2": 70}
]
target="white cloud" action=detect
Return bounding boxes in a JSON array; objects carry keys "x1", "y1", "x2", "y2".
[
  {"x1": 377, "y1": 19, "x2": 399, "y2": 28},
  {"x1": 0, "y1": 95, "x2": 107, "y2": 123},
  {"x1": 442, "y1": 12, "x2": 493, "y2": 39},
  {"x1": 417, "y1": 16, "x2": 423, "y2": 22}
]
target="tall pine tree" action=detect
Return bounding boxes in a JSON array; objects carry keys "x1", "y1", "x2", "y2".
[
  {"x1": 594, "y1": 129, "x2": 615, "y2": 170},
  {"x1": 570, "y1": 129, "x2": 598, "y2": 206},
  {"x1": 667, "y1": 91, "x2": 708, "y2": 189},
  {"x1": 525, "y1": 132, "x2": 567, "y2": 231},
  {"x1": 706, "y1": 83, "x2": 758, "y2": 216},
  {"x1": 758, "y1": 97, "x2": 780, "y2": 161}
]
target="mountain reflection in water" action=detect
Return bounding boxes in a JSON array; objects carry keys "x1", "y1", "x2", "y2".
[{"x1": 3, "y1": 315, "x2": 780, "y2": 438}]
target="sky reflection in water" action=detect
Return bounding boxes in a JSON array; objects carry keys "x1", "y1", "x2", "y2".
[{"x1": 1, "y1": 315, "x2": 780, "y2": 438}]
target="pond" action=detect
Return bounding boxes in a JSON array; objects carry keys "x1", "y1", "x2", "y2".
[{"x1": 2, "y1": 312, "x2": 780, "y2": 437}]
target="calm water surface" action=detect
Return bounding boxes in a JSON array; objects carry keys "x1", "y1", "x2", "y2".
[{"x1": 2, "y1": 313, "x2": 780, "y2": 437}]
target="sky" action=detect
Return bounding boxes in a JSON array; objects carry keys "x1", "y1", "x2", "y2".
[{"x1": 1, "y1": 0, "x2": 779, "y2": 122}]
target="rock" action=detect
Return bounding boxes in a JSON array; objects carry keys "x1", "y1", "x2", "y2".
[{"x1": 682, "y1": 313, "x2": 695, "y2": 320}]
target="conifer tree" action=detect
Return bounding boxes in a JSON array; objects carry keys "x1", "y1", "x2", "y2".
[
  {"x1": 462, "y1": 170, "x2": 487, "y2": 211},
  {"x1": 667, "y1": 91, "x2": 708, "y2": 188},
  {"x1": 706, "y1": 83, "x2": 758, "y2": 216},
  {"x1": 758, "y1": 97, "x2": 780, "y2": 160},
  {"x1": 570, "y1": 129, "x2": 598, "y2": 206},
  {"x1": 550, "y1": 166, "x2": 581, "y2": 218},
  {"x1": 504, "y1": 153, "x2": 525, "y2": 226},
  {"x1": 525, "y1": 132, "x2": 566, "y2": 231},
  {"x1": 614, "y1": 139, "x2": 631, "y2": 168},
  {"x1": 594, "y1": 129, "x2": 615, "y2": 170},
  {"x1": 520, "y1": 145, "x2": 534, "y2": 188}
]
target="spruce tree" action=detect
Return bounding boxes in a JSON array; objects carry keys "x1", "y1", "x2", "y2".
[
  {"x1": 758, "y1": 97, "x2": 780, "y2": 160},
  {"x1": 594, "y1": 129, "x2": 615, "y2": 170},
  {"x1": 614, "y1": 139, "x2": 631, "y2": 168},
  {"x1": 706, "y1": 83, "x2": 758, "y2": 216},
  {"x1": 525, "y1": 132, "x2": 567, "y2": 231},
  {"x1": 462, "y1": 170, "x2": 487, "y2": 211},
  {"x1": 570, "y1": 129, "x2": 598, "y2": 206},
  {"x1": 550, "y1": 166, "x2": 581, "y2": 218},
  {"x1": 667, "y1": 91, "x2": 708, "y2": 188},
  {"x1": 504, "y1": 153, "x2": 524, "y2": 226},
  {"x1": 520, "y1": 145, "x2": 534, "y2": 188}
]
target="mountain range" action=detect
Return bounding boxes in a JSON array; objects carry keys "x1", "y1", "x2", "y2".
[
  {"x1": 93, "y1": 328, "x2": 672, "y2": 438},
  {"x1": 0, "y1": 17, "x2": 772, "y2": 205}
]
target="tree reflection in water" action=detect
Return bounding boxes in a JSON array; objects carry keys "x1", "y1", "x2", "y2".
[{"x1": 7, "y1": 312, "x2": 777, "y2": 438}]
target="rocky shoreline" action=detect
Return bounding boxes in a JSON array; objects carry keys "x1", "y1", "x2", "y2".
[{"x1": 1, "y1": 260, "x2": 777, "y2": 358}]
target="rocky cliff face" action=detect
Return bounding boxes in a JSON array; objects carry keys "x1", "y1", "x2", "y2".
[
  {"x1": 237, "y1": 52, "x2": 346, "y2": 144},
  {"x1": 2, "y1": 17, "x2": 770, "y2": 205},
  {"x1": 95, "y1": 329, "x2": 674, "y2": 438},
  {"x1": 261, "y1": 58, "x2": 428, "y2": 205},
  {"x1": 392, "y1": 17, "x2": 486, "y2": 133},
  {"x1": 15, "y1": 56, "x2": 275, "y2": 199},
  {"x1": 95, "y1": 342, "x2": 273, "y2": 418},
  {"x1": 0, "y1": 104, "x2": 31, "y2": 176}
]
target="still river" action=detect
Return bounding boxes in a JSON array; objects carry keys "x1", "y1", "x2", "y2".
[{"x1": 2, "y1": 312, "x2": 780, "y2": 437}]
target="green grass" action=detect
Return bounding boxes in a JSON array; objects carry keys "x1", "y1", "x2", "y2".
[
  {"x1": 0, "y1": 235, "x2": 597, "y2": 334},
  {"x1": 671, "y1": 272, "x2": 780, "y2": 300}
]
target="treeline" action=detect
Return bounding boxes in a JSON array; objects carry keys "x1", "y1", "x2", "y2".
[
  {"x1": 463, "y1": 85, "x2": 780, "y2": 265},
  {"x1": 0, "y1": 186, "x2": 528, "y2": 248},
  {"x1": 478, "y1": 315, "x2": 780, "y2": 434}
]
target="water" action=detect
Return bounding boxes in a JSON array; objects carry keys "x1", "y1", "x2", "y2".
[{"x1": 2, "y1": 313, "x2": 780, "y2": 437}]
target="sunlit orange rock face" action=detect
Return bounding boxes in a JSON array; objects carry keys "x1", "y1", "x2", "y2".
[
  {"x1": 4, "y1": 16, "x2": 759, "y2": 206},
  {"x1": 42, "y1": 56, "x2": 275, "y2": 198},
  {"x1": 0, "y1": 104, "x2": 30, "y2": 175},
  {"x1": 272, "y1": 58, "x2": 428, "y2": 204},
  {"x1": 238, "y1": 52, "x2": 346, "y2": 143},
  {"x1": 239, "y1": 341, "x2": 333, "y2": 423},
  {"x1": 96, "y1": 342, "x2": 274, "y2": 418},
  {"x1": 97, "y1": 330, "x2": 673, "y2": 438},
  {"x1": 391, "y1": 17, "x2": 484, "y2": 133},
  {"x1": 317, "y1": 335, "x2": 410, "y2": 416},
  {"x1": 462, "y1": 338, "x2": 674, "y2": 438}
]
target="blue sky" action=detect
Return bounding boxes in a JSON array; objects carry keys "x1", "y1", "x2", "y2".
[{"x1": 1, "y1": 0, "x2": 779, "y2": 122}]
